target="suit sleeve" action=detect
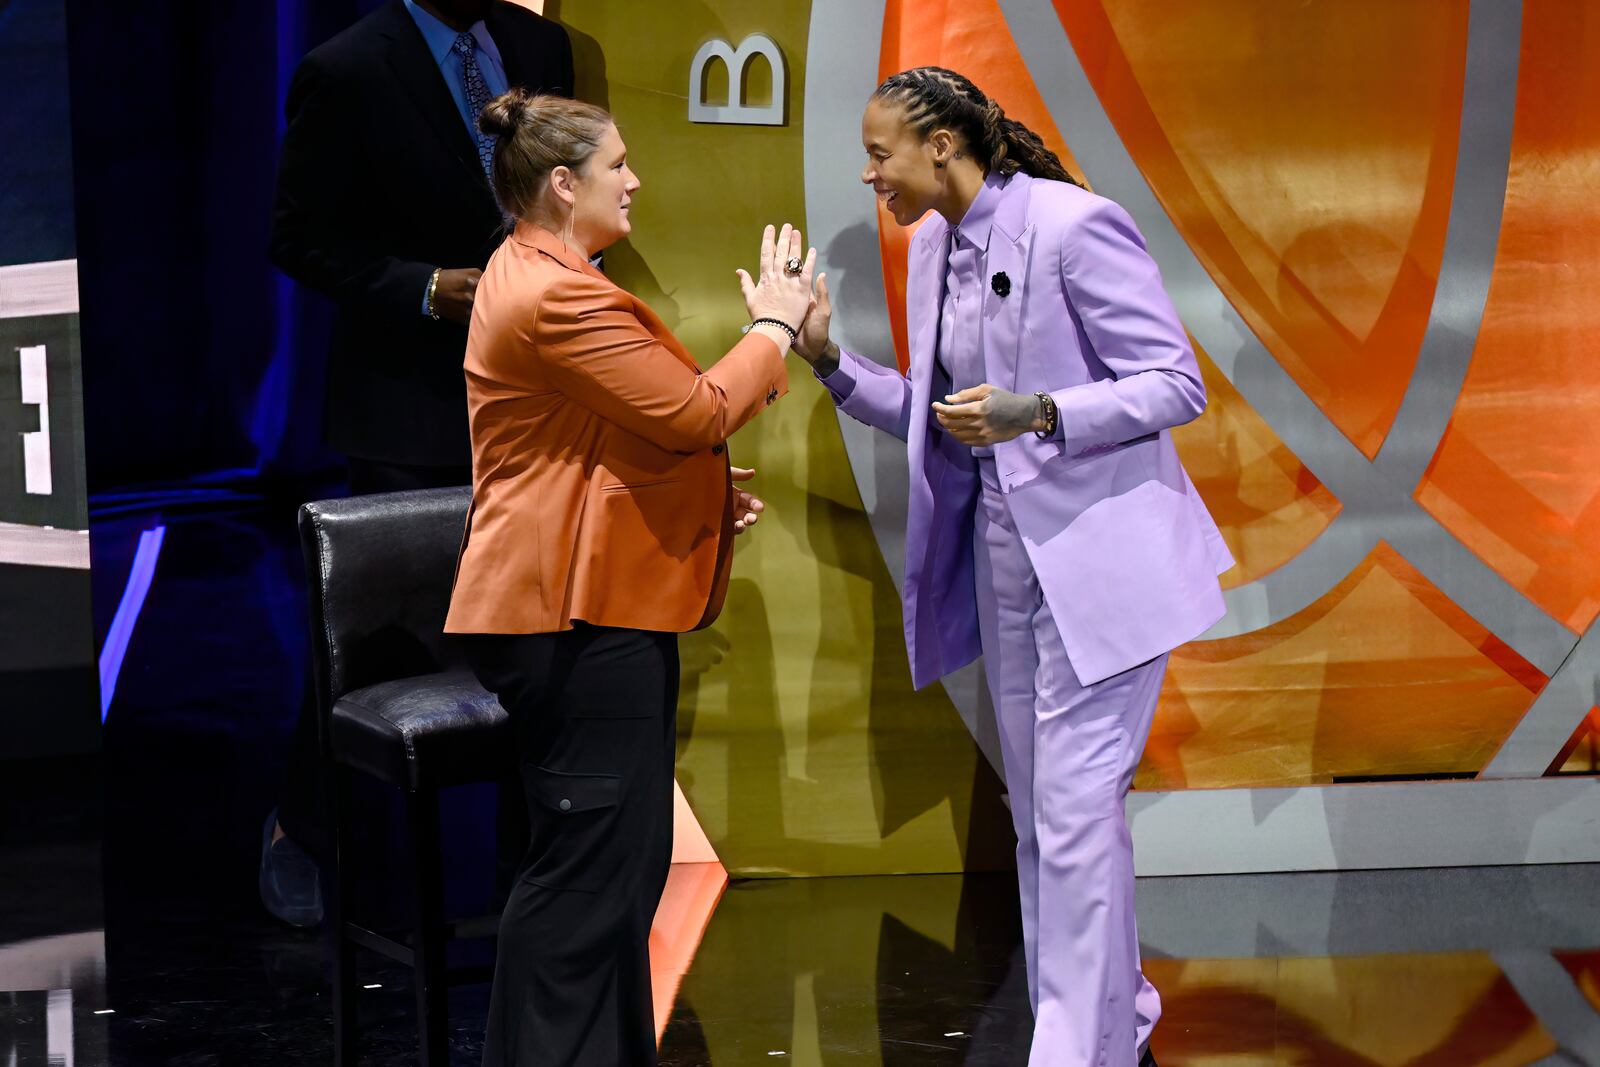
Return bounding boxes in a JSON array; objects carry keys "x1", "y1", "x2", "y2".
[
  {"x1": 268, "y1": 55, "x2": 436, "y2": 316},
  {"x1": 1048, "y1": 199, "x2": 1206, "y2": 451},
  {"x1": 817, "y1": 349, "x2": 913, "y2": 442},
  {"x1": 525, "y1": 272, "x2": 788, "y2": 454}
]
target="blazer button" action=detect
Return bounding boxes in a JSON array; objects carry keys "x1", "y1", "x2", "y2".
[
  {"x1": 711, "y1": 444, "x2": 725, "y2": 455},
  {"x1": 766, "y1": 387, "x2": 779, "y2": 404},
  {"x1": 559, "y1": 799, "x2": 572, "y2": 812}
]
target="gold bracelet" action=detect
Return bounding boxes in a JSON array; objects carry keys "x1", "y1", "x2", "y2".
[{"x1": 426, "y1": 268, "x2": 442, "y2": 321}]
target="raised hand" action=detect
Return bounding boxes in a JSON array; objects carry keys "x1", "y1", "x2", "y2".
[
  {"x1": 793, "y1": 272, "x2": 836, "y2": 371},
  {"x1": 735, "y1": 223, "x2": 816, "y2": 333}
]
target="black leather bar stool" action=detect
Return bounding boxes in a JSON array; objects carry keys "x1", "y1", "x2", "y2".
[{"x1": 298, "y1": 487, "x2": 513, "y2": 1066}]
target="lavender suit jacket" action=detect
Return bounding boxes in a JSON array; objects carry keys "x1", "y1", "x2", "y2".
[{"x1": 821, "y1": 173, "x2": 1234, "y2": 688}]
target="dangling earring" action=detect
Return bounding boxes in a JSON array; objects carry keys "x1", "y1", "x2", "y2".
[
  {"x1": 562, "y1": 204, "x2": 575, "y2": 248},
  {"x1": 934, "y1": 160, "x2": 946, "y2": 169}
]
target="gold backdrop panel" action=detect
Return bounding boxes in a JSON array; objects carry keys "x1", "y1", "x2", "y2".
[{"x1": 550, "y1": 0, "x2": 1012, "y2": 877}]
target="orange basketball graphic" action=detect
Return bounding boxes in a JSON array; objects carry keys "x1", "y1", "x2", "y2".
[{"x1": 802, "y1": 0, "x2": 1600, "y2": 801}]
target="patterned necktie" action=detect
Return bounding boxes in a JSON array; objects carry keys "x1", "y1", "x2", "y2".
[{"x1": 451, "y1": 32, "x2": 495, "y2": 178}]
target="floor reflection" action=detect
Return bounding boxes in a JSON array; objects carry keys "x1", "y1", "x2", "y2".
[
  {"x1": 658, "y1": 867, "x2": 1600, "y2": 1067},
  {"x1": 0, "y1": 503, "x2": 1594, "y2": 1065}
]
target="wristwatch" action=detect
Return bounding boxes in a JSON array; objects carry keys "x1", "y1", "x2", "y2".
[{"x1": 1033, "y1": 391, "x2": 1058, "y2": 439}]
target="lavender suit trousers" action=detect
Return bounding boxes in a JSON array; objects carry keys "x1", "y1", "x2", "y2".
[{"x1": 973, "y1": 457, "x2": 1164, "y2": 1067}]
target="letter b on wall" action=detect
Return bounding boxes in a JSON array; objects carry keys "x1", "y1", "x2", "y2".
[{"x1": 689, "y1": 33, "x2": 787, "y2": 126}]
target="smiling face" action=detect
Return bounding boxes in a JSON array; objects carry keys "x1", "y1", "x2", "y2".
[
  {"x1": 860, "y1": 97, "x2": 949, "y2": 227},
  {"x1": 565, "y1": 122, "x2": 640, "y2": 254}
]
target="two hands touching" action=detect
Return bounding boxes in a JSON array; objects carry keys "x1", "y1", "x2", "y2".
[
  {"x1": 726, "y1": 223, "x2": 1051, "y2": 538},
  {"x1": 726, "y1": 223, "x2": 816, "y2": 538},
  {"x1": 736, "y1": 222, "x2": 1053, "y2": 451}
]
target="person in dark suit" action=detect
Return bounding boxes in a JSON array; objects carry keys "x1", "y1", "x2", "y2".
[
  {"x1": 270, "y1": 0, "x2": 573, "y2": 491},
  {"x1": 259, "y1": 0, "x2": 573, "y2": 927}
]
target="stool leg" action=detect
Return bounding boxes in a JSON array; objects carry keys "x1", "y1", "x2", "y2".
[
  {"x1": 330, "y1": 764, "x2": 358, "y2": 1066},
  {"x1": 407, "y1": 789, "x2": 449, "y2": 1066}
]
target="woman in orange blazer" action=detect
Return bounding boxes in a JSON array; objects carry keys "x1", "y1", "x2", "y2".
[{"x1": 444, "y1": 91, "x2": 814, "y2": 1066}]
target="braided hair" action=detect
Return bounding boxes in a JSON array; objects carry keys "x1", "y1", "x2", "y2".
[{"x1": 873, "y1": 66, "x2": 1083, "y2": 188}]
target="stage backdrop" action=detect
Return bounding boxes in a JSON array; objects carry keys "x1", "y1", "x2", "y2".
[
  {"x1": 0, "y1": 0, "x2": 98, "y2": 760},
  {"x1": 543, "y1": 0, "x2": 1599, "y2": 875}
]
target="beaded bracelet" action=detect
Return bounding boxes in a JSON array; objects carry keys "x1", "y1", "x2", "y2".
[{"x1": 744, "y1": 317, "x2": 798, "y2": 346}]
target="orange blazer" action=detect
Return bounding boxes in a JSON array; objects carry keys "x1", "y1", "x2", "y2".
[{"x1": 444, "y1": 222, "x2": 788, "y2": 635}]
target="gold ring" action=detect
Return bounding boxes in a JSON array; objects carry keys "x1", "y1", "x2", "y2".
[{"x1": 784, "y1": 257, "x2": 803, "y2": 276}]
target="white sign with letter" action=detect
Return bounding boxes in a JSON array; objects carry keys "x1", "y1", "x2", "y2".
[{"x1": 688, "y1": 33, "x2": 786, "y2": 126}]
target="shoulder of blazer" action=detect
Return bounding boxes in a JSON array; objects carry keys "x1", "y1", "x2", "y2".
[
  {"x1": 486, "y1": 0, "x2": 571, "y2": 48},
  {"x1": 1023, "y1": 177, "x2": 1113, "y2": 243},
  {"x1": 298, "y1": 1, "x2": 411, "y2": 77},
  {"x1": 487, "y1": 1, "x2": 574, "y2": 92},
  {"x1": 529, "y1": 257, "x2": 629, "y2": 331}
]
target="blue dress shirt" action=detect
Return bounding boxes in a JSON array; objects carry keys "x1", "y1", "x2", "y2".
[
  {"x1": 403, "y1": 0, "x2": 509, "y2": 133},
  {"x1": 404, "y1": 0, "x2": 509, "y2": 314}
]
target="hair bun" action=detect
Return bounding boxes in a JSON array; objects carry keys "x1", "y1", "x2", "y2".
[{"x1": 479, "y1": 88, "x2": 530, "y2": 138}]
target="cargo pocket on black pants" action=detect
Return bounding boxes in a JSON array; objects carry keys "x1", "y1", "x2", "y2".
[{"x1": 521, "y1": 765, "x2": 622, "y2": 894}]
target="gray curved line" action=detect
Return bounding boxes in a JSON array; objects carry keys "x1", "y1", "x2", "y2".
[
  {"x1": 1485, "y1": 616, "x2": 1600, "y2": 777},
  {"x1": 1204, "y1": 514, "x2": 1367, "y2": 639},
  {"x1": 803, "y1": 0, "x2": 1007, "y2": 781},
  {"x1": 800, "y1": 0, "x2": 904, "y2": 602},
  {"x1": 997, "y1": 0, "x2": 1576, "y2": 677},
  {"x1": 1493, "y1": 951, "x2": 1600, "y2": 1064},
  {"x1": 1376, "y1": 0, "x2": 1522, "y2": 487}
]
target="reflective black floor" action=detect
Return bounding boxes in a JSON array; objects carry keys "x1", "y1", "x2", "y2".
[{"x1": 2, "y1": 500, "x2": 1597, "y2": 1066}]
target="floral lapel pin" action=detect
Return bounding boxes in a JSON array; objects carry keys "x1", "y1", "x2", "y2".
[{"x1": 991, "y1": 271, "x2": 1011, "y2": 298}]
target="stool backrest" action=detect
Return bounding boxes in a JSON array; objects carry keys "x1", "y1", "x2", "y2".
[{"x1": 298, "y1": 487, "x2": 471, "y2": 713}]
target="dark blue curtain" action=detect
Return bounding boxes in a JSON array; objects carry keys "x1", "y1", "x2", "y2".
[{"x1": 66, "y1": 0, "x2": 387, "y2": 495}]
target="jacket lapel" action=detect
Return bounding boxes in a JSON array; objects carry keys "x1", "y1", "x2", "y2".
[
  {"x1": 377, "y1": 2, "x2": 485, "y2": 186},
  {"x1": 983, "y1": 174, "x2": 1034, "y2": 393},
  {"x1": 907, "y1": 224, "x2": 948, "y2": 385},
  {"x1": 905, "y1": 222, "x2": 949, "y2": 477}
]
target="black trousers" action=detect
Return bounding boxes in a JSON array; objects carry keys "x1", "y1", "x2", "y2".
[{"x1": 464, "y1": 625, "x2": 678, "y2": 1067}]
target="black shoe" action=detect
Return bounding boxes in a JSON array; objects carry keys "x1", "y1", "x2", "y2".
[{"x1": 258, "y1": 808, "x2": 323, "y2": 927}]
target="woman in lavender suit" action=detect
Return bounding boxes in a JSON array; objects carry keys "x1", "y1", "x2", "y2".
[{"x1": 791, "y1": 68, "x2": 1234, "y2": 1066}]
